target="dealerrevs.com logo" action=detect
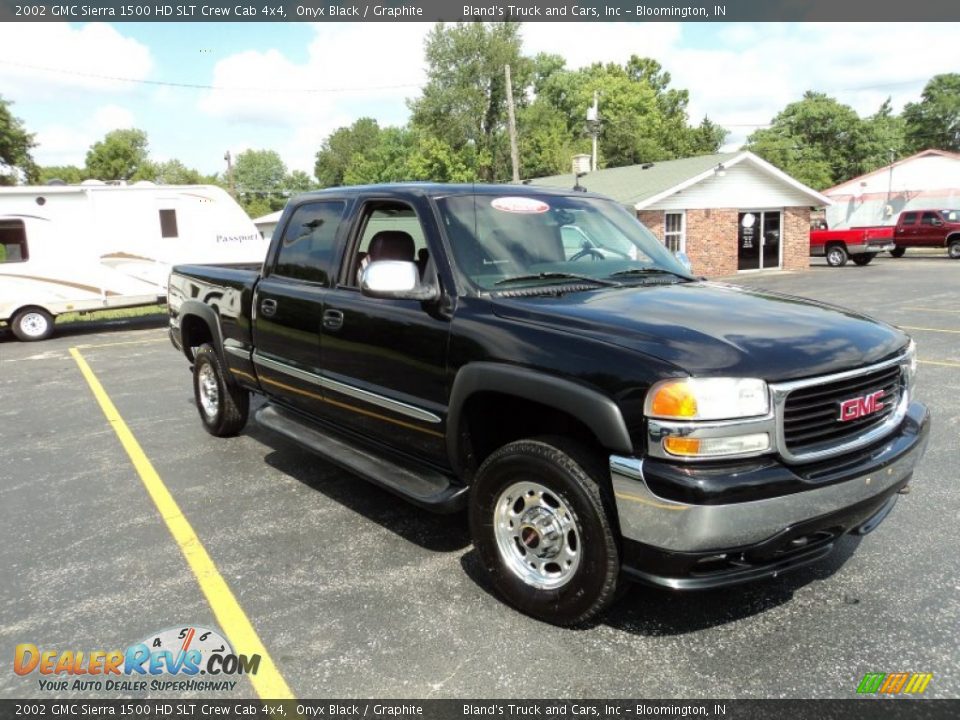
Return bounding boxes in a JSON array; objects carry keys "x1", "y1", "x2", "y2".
[{"x1": 14, "y1": 626, "x2": 260, "y2": 693}]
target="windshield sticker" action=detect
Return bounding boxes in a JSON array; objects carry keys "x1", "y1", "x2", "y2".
[{"x1": 491, "y1": 197, "x2": 550, "y2": 214}]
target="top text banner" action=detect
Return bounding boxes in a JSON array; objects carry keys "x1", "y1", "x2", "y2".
[{"x1": 1, "y1": 0, "x2": 959, "y2": 22}]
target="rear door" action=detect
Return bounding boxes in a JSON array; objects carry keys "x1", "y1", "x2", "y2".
[
  {"x1": 316, "y1": 196, "x2": 452, "y2": 465},
  {"x1": 252, "y1": 199, "x2": 347, "y2": 416},
  {"x1": 897, "y1": 212, "x2": 918, "y2": 246}
]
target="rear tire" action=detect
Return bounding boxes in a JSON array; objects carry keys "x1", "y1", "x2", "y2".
[
  {"x1": 468, "y1": 437, "x2": 620, "y2": 626},
  {"x1": 890, "y1": 247, "x2": 906, "y2": 258},
  {"x1": 11, "y1": 307, "x2": 54, "y2": 342},
  {"x1": 825, "y1": 244, "x2": 848, "y2": 267},
  {"x1": 948, "y1": 240, "x2": 960, "y2": 260},
  {"x1": 193, "y1": 343, "x2": 249, "y2": 437},
  {"x1": 851, "y1": 253, "x2": 876, "y2": 266}
]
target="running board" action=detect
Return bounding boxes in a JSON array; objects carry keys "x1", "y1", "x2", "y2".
[{"x1": 255, "y1": 404, "x2": 467, "y2": 513}]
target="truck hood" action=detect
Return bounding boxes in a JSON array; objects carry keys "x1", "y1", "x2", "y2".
[{"x1": 490, "y1": 282, "x2": 908, "y2": 381}]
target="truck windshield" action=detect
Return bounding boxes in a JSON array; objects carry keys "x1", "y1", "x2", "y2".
[{"x1": 434, "y1": 193, "x2": 693, "y2": 291}]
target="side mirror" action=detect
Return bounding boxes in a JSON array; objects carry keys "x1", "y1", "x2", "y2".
[
  {"x1": 360, "y1": 260, "x2": 438, "y2": 302},
  {"x1": 674, "y1": 251, "x2": 693, "y2": 273}
]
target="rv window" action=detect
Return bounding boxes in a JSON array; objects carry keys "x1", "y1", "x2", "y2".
[
  {"x1": 159, "y1": 209, "x2": 179, "y2": 238},
  {"x1": 273, "y1": 201, "x2": 345, "y2": 285},
  {"x1": 0, "y1": 220, "x2": 28, "y2": 263}
]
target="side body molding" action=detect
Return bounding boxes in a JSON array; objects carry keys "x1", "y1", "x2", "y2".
[{"x1": 446, "y1": 362, "x2": 634, "y2": 473}]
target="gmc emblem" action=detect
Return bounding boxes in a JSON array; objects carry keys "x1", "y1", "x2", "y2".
[{"x1": 839, "y1": 390, "x2": 885, "y2": 422}]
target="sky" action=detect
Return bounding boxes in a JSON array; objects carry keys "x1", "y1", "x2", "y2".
[{"x1": 0, "y1": 21, "x2": 957, "y2": 178}]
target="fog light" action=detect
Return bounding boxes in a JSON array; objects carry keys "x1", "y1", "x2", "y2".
[{"x1": 663, "y1": 433, "x2": 770, "y2": 458}]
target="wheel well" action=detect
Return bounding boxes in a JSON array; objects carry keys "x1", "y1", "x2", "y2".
[
  {"x1": 826, "y1": 241, "x2": 845, "y2": 250},
  {"x1": 947, "y1": 233, "x2": 960, "y2": 245},
  {"x1": 179, "y1": 313, "x2": 213, "y2": 361},
  {"x1": 458, "y1": 392, "x2": 607, "y2": 479}
]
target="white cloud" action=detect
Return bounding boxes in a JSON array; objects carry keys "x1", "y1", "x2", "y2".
[
  {"x1": 523, "y1": 22, "x2": 682, "y2": 67},
  {"x1": 33, "y1": 105, "x2": 139, "y2": 167},
  {"x1": 0, "y1": 22, "x2": 152, "y2": 101}
]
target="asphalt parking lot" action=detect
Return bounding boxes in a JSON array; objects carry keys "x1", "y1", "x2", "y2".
[{"x1": 1, "y1": 254, "x2": 958, "y2": 700}]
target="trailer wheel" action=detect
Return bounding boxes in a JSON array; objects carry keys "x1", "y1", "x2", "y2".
[
  {"x1": 10, "y1": 307, "x2": 54, "y2": 342},
  {"x1": 851, "y1": 253, "x2": 876, "y2": 266},
  {"x1": 193, "y1": 343, "x2": 249, "y2": 437},
  {"x1": 825, "y1": 244, "x2": 848, "y2": 267},
  {"x1": 890, "y1": 247, "x2": 906, "y2": 258},
  {"x1": 948, "y1": 240, "x2": 960, "y2": 260}
]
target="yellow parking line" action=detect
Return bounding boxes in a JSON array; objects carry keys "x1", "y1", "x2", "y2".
[
  {"x1": 919, "y1": 359, "x2": 960, "y2": 368},
  {"x1": 69, "y1": 347, "x2": 294, "y2": 700},
  {"x1": 900, "y1": 325, "x2": 960, "y2": 335}
]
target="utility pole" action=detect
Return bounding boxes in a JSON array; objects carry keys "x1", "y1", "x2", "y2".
[
  {"x1": 224, "y1": 150, "x2": 235, "y2": 197},
  {"x1": 587, "y1": 91, "x2": 600, "y2": 172},
  {"x1": 505, "y1": 64, "x2": 520, "y2": 183}
]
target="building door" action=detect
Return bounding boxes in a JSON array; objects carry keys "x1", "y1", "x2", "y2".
[{"x1": 738, "y1": 210, "x2": 781, "y2": 271}]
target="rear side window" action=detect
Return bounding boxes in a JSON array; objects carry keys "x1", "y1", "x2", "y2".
[
  {"x1": 0, "y1": 220, "x2": 28, "y2": 263},
  {"x1": 901, "y1": 212, "x2": 917, "y2": 225},
  {"x1": 921, "y1": 212, "x2": 940, "y2": 225},
  {"x1": 159, "y1": 209, "x2": 179, "y2": 238},
  {"x1": 273, "y1": 201, "x2": 345, "y2": 284}
]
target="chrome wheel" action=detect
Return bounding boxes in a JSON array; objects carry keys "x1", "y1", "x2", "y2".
[
  {"x1": 827, "y1": 248, "x2": 845, "y2": 266},
  {"x1": 197, "y1": 363, "x2": 220, "y2": 418},
  {"x1": 19, "y1": 312, "x2": 50, "y2": 338},
  {"x1": 949, "y1": 242, "x2": 960, "y2": 259},
  {"x1": 494, "y1": 480, "x2": 581, "y2": 590}
]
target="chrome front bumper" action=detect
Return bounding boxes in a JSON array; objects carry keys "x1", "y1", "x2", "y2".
[{"x1": 611, "y1": 402, "x2": 930, "y2": 554}]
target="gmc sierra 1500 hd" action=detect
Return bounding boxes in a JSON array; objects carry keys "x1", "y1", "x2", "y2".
[{"x1": 168, "y1": 184, "x2": 930, "y2": 626}]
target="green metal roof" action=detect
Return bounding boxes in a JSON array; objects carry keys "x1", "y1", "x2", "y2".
[{"x1": 528, "y1": 152, "x2": 741, "y2": 206}]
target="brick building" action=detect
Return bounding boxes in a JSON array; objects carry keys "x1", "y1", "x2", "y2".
[{"x1": 532, "y1": 151, "x2": 830, "y2": 277}]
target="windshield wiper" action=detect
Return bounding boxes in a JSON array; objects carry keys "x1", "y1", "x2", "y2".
[
  {"x1": 608, "y1": 267, "x2": 692, "y2": 281},
  {"x1": 494, "y1": 272, "x2": 618, "y2": 287}
]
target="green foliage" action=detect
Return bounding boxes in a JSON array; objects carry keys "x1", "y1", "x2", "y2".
[
  {"x1": 744, "y1": 92, "x2": 900, "y2": 190},
  {"x1": 903, "y1": 73, "x2": 960, "y2": 153},
  {"x1": 315, "y1": 117, "x2": 383, "y2": 187},
  {"x1": 233, "y1": 149, "x2": 288, "y2": 212},
  {"x1": 285, "y1": 169, "x2": 314, "y2": 194},
  {"x1": 151, "y1": 158, "x2": 205, "y2": 185},
  {"x1": 37, "y1": 165, "x2": 87, "y2": 185},
  {"x1": 0, "y1": 95, "x2": 37, "y2": 184},
  {"x1": 85, "y1": 128, "x2": 151, "y2": 181}
]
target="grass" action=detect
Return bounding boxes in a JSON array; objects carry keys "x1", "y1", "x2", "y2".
[{"x1": 56, "y1": 304, "x2": 167, "y2": 325}]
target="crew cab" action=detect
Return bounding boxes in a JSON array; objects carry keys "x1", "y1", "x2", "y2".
[
  {"x1": 888, "y1": 209, "x2": 960, "y2": 259},
  {"x1": 168, "y1": 184, "x2": 930, "y2": 626},
  {"x1": 809, "y1": 224, "x2": 895, "y2": 267}
]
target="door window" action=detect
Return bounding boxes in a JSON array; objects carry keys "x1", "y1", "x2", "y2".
[
  {"x1": 738, "y1": 211, "x2": 781, "y2": 271},
  {"x1": 346, "y1": 202, "x2": 428, "y2": 287},
  {"x1": 272, "y1": 201, "x2": 345, "y2": 285},
  {"x1": 920, "y1": 212, "x2": 941, "y2": 226},
  {"x1": 901, "y1": 212, "x2": 917, "y2": 225}
]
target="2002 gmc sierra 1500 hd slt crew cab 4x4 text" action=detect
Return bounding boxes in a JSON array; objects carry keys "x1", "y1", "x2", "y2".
[{"x1": 168, "y1": 184, "x2": 930, "y2": 626}]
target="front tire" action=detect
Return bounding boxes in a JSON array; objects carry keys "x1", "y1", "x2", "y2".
[
  {"x1": 468, "y1": 438, "x2": 620, "y2": 626},
  {"x1": 11, "y1": 307, "x2": 54, "y2": 341},
  {"x1": 851, "y1": 253, "x2": 876, "y2": 266},
  {"x1": 826, "y1": 245, "x2": 848, "y2": 267},
  {"x1": 890, "y1": 247, "x2": 906, "y2": 258},
  {"x1": 193, "y1": 343, "x2": 249, "y2": 437},
  {"x1": 948, "y1": 240, "x2": 960, "y2": 259}
]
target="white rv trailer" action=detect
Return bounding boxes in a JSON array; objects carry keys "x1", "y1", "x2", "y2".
[{"x1": 0, "y1": 182, "x2": 269, "y2": 340}]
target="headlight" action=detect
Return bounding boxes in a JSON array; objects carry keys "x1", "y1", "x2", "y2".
[
  {"x1": 645, "y1": 377, "x2": 770, "y2": 421},
  {"x1": 903, "y1": 339, "x2": 917, "y2": 392}
]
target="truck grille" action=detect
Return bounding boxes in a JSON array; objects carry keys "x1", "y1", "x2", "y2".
[{"x1": 783, "y1": 365, "x2": 902, "y2": 455}]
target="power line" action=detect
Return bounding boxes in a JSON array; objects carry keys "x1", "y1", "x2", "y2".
[{"x1": 0, "y1": 58, "x2": 423, "y2": 94}]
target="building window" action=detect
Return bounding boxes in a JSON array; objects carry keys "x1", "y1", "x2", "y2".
[
  {"x1": 159, "y1": 209, "x2": 179, "y2": 238},
  {"x1": 664, "y1": 212, "x2": 685, "y2": 253},
  {"x1": 0, "y1": 220, "x2": 28, "y2": 263}
]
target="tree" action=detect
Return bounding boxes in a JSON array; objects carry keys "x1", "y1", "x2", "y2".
[
  {"x1": 284, "y1": 169, "x2": 314, "y2": 194},
  {"x1": 903, "y1": 73, "x2": 960, "y2": 152},
  {"x1": 37, "y1": 165, "x2": 86, "y2": 185},
  {"x1": 233, "y1": 149, "x2": 287, "y2": 212},
  {"x1": 151, "y1": 158, "x2": 205, "y2": 185},
  {"x1": 85, "y1": 129, "x2": 151, "y2": 181},
  {"x1": 0, "y1": 95, "x2": 37, "y2": 184},
  {"x1": 745, "y1": 92, "x2": 875, "y2": 189},
  {"x1": 409, "y1": 22, "x2": 526, "y2": 181},
  {"x1": 314, "y1": 117, "x2": 383, "y2": 187}
]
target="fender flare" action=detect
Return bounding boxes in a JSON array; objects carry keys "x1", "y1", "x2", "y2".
[
  {"x1": 446, "y1": 362, "x2": 634, "y2": 473},
  {"x1": 177, "y1": 300, "x2": 225, "y2": 365}
]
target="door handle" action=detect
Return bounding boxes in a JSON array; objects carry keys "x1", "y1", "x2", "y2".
[
  {"x1": 260, "y1": 298, "x2": 277, "y2": 317},
  {"x1": 323, "y1": 309, "x2": 344, "y2": 331}
]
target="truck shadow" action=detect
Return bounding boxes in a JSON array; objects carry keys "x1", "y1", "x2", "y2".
[
  {"x1": 0, "y1": 314, "x2": 167, "y2": 343},
  {"x1": 245, "y1": 422, "x2": 471, "y2": 555},
  {"x1": 459, "y1": 535, "x2": 862, "y2": 635}
]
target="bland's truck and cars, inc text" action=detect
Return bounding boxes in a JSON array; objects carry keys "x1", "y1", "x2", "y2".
[{"x1": 168, "y1": 184, "x2": 929, "y2": 625}]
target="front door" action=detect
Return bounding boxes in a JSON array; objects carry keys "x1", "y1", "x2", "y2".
[{"x1": 738, "y1": 211, "x2": 781, "y2": 271}]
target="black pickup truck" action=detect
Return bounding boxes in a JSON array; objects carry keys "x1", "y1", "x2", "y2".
[{"x1": 168, "y1": 184, "x2": 930, "y2": 626}]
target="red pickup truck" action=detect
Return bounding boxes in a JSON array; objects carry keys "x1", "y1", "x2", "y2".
[
  {"x1": 888, "y1": 209, "x2": 960, "y2": 259},
  {"x1": 810, "y1": 224, "x2": 895, "y2": 267}
]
